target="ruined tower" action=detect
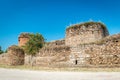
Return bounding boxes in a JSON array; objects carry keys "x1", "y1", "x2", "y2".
[
  {"x1": 18, "y1": 33, "x2": 30, "y2": 47},
  {"x1": 65, "y1": 22, "x2": 109, "y2": 46},
  {"x1": 8, "y1": 45, "x2": 24, "y2": 65}
]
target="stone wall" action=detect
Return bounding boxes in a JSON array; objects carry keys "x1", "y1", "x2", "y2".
[
  {"x1": 46, "y1": 39, "x2": 65, "y2": 46},
  {"x1": 69, "y1": 34, "x2": 120, "y2": 67},
  {"x1": 1, "y1": 22, "x2": 120, "y2": 68},
  {"x1": 7, "y1": 45, "x2": 25, "y2": 65},
  {"x1": 23, "y1": 33, "x2": 120, "y2": 67},
  {"x1": 65, "y1": 22, "x2": 109, "y2": 46},
  {"x1": 24, "y1": 45, "x2": 71, "y2": 67},
  {"x1": 0, "y1": 45, "x2": 25, "y2": 65},
  {"x1": 0, "y1": 53, "x2": 8, "y2": 65}
]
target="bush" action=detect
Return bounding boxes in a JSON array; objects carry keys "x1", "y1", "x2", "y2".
[
  {"x1": 0, "y1": 46, "x2": 4, "y2": 54},
  {"x1": 23, "y1": 33, "x2": 45, "y2": 56}
]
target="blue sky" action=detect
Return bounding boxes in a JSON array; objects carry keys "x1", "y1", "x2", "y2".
[{"x1": 0, "y1": 0, "x2": 120, "y2": 50}]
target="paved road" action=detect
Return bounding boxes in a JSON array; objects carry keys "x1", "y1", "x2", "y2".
[{"x1": 0, "y1": 68, "x2": 120, "y2": 80}]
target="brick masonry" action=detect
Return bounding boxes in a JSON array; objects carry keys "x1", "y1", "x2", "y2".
[{"x1": 65, "y1": 22, "x2": 109, "y2": 46}]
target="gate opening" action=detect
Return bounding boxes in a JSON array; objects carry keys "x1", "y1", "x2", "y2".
[{"x1": 75, "y1": 60, "x2": 78, "y2": 65}]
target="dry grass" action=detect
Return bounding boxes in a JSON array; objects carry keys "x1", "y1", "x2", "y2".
[
  {"x1": 0, "y1": 64, "x2": 120, "y2": 72},
  {"x1": 66, "y1": 21, "x2": 107, "y2": 30}
]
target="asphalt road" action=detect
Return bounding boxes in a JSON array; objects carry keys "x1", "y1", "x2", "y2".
[{"x1": 0, "y1": 68, "x2": 120, "y2": 80}]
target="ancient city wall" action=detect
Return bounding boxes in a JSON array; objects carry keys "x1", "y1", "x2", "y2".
[
  {"x1": 7, "y1": 45, "x2": 25, "y2": 65},
  {"x1": 23, "y1": 34, "x2": 120, "y2": 67},
  {"x1": 0, "y1": 53, "x2": 8, "y2": 65},
  {"x1": 65, "y1": 22, "x2": 109, "y2": 46},
  {"x1": 69, "y1": 34, "x2": 120, "y2": 67},
  {"x1": 1, "y1": 22, "x2": 120, "y2": 68},
  {"x1": 87, "y1": 34, "x2": 120, "y2": 67},
  {"x1": 46, "y1": 39, "x2": 65, "y2": 46},
  {"x1": 25, "y1": 45, "x2": 71, "y2": 67},
  {"x1": 0, "y1": 45, "x2": 25, "y2": 65}
]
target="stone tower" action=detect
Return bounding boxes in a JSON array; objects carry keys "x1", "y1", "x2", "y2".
[
  {"x1": 18, "y1": 33, "x2": 30, "y2": 47},
  {"x1": 65, "y1": 22, "x2": 109, "y2": 46},
  {"x1": 8, "y1": 45, "x2": 24, "y2": 65}
]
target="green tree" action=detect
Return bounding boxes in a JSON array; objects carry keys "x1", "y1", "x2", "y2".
[
  {"x1": 0, "y1": 46, "x2": 4, "y2": 54},
  {"x1": 23, "y1": 33, "x2": 45, "y2": 66},
  {"x1": 5, "y1": 49, "x2": 7, "y2": 53}
]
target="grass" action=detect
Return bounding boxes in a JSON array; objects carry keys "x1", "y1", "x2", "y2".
[
  {"x1": 0, "y1": 64, "x2": 120, "y2": 72},
  {"x1": 66, "y1": 21, "x2": 107, "y2": 31}
]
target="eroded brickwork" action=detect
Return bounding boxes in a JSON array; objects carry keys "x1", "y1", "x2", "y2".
[
  {"x1": 69, "y1": 34, "x2": 120, "y2": 67},
  {"x1": 25, "y1": 45, "x2": 70, "y2": 67},
  {"x1": 0, "y1": 53, "x2": 8, "y2": 65},
  {"x1": 46, "y1": 39, "x2": 65, "y2": 46},
  {"x1": 7, "y1": 45, "x2": 24, "y2": 65},
  {"x1": 65, "y1": 22, "x2": 109, "y2": 46},
  {"x1": 18, "y1": 33, "x2": 30, "y2": 47}
]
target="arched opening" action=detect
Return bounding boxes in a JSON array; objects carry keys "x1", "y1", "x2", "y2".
[
  {"x1": 75, "y1": 60, "x2": 78, "y2": 65},
  {"x1": 116, "y1": 40, "x2": 118, "y2": 42}
]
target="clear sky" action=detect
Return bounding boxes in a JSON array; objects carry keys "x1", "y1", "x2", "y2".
[{"x1": 0, "y1": 0, "x2": 120, "y2": 50}]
